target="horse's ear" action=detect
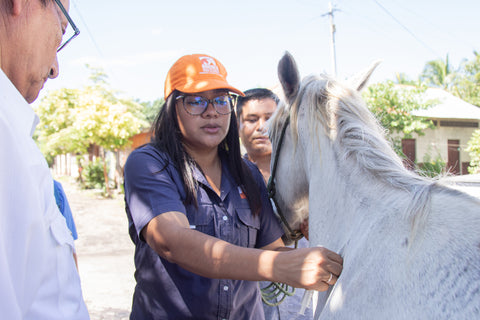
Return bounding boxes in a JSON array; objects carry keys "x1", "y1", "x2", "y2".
[
  {"x1": 348, "y1": 60, "x2": 382, "y2": 92},
  {"x1": 278, "y1": 51, "x2": 301, "y2": 105}
]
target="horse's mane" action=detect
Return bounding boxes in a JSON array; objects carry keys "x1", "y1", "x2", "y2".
[{"x1": 271, "y1": 74, "x2": 438, "y2": 243}]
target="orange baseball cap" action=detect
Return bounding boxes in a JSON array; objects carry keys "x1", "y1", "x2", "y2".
[{"x1": 164, "y1": 53, "x2": 245, "y2": 99}]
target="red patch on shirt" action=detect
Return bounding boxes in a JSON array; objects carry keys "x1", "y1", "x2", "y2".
[{"x1": 238, "y1": 187, "x2": 247, "y2": 199}]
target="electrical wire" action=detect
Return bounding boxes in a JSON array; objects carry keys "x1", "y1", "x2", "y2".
[
  {"x1": 387, "y1": 0, "x2": 477, "y2": 50},
  {"x1": 69, "y1": 0, "x2": 119, "y2": 84},
  {"x1": 372, "y1": 0, "x2": 440, "y2": 57},
  {"x1": 71, "y1": 0, "x2": 105, "y2": 60}
]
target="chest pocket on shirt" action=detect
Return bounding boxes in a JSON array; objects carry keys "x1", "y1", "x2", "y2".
[
  {"x1": 236, "y1": 208, "x2": 260, "y2": 248},
  {"x1": 191, "y1": 206, "x2": 215, "y2": 237},
  {"x1": 50, "y1": 213, "x2": 75, "y2": 250}
]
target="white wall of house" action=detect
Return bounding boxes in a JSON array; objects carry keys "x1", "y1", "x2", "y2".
[
  {"x1": 408, "y1": 88, "x2": 480, "y2": 173},
  {"x1": 412, "y1": 121, "x2": 479, "y2": 164}
]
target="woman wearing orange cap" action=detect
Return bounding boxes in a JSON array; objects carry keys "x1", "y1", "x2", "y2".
[{"x1": 123, "y1": 54, "x2": 343, "y2": 319}]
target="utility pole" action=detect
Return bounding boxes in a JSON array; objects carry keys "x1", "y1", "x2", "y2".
[{"x1": 325, "y1": 2, "x2": 338, "y2": 76}]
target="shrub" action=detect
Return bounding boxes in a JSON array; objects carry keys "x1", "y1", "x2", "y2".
[
  {"x1": 466, "y1": 129, "x2": 480, "y2": 174},
  {"x1": 419, "y1": 152, "x2": 446, "y2": 178},
  {"x1": 83, "y1": 159, "x2": 105, "y2": 189}
]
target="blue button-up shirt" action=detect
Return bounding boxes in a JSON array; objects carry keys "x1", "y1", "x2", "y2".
[{"x1": 124, "y1": 145, "x2": 284, "y2": 320}]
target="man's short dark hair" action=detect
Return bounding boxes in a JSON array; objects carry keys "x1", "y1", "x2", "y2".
[{"x1": 236, "y1": 88, "x2": 279, "y2": 119}]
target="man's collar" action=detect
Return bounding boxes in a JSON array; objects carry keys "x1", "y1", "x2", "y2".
[{"x1": 0, "y1": 69, "x2": 39, "y2": 137}]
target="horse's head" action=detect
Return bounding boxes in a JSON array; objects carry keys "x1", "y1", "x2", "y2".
[
  {"x1": 267, "y1": 53, "x2": 310, "y2": 240},
  {"x1": 269, "y1": 52, "x2": 381, "y2": 242}
]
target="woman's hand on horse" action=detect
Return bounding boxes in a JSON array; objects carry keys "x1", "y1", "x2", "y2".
[{"x1": 276, "y1": 247, "x2": 343, "y2": 291}]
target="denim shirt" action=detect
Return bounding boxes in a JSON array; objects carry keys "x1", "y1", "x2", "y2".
[{"x1": 124, "y1": 145, "x2": 284, "y2": 320}]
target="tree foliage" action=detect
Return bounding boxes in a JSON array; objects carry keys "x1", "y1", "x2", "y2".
[
  {"x1": 418, "y1": 52, "x2": 480, "y2": 107},
  {"x1": 419, "y1": 55, "x2": 456, "y2": 91},
  {"x1": 34, "y1": 88, "x2": 89, "y2": 164},
  {"x1": 139, "y1": 98, "x2": 164, "y2": 125},
  {"x1": 35, "y1": 66, "x2": 148, "y2": 193},
  {"x1": 362, "y1": 81, "x2": 435, "y2": 155},
  {"x1": 455, "y1": 51, "x2": 480, "y2": 107},
  {"x1": 466, "y1": 129, "x2": 480, "y2": 174},
  {"x1": 36, "y1": 68, "x2": 147, "y2": 157},
  {"x1": 417, "y1": 52, "x2": 480, "y2": 173},
  {"x1": 395, "y1": 72, "x2": 417, "y2": 85}
]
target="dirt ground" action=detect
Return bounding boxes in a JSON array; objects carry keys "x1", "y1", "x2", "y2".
[{"x1": 59, "y1": 178, "x2": 135, "y2": 320}]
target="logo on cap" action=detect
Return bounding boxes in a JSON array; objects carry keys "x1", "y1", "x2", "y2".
[{"x1": 199, "y1": 57, "x2": 220, "y2": 75}]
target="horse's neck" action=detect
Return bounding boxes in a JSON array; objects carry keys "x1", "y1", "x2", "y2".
[
  {"x1": 305, "y1": 138, "x2": 401, "y2": 253},
  {"x1": 307, "y1": 161, "x2": 353, "y2": 252},
  {"x1": 303, "y1": 136, "x2": 347, "y2": 250}
]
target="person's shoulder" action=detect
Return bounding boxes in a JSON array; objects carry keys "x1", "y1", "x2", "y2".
[
  {"x1": 125, "y1": 144, "x2": 174, "y2": 175},
  {"x1": 53, "y1": 179, "x2": 63, "y2": 190},
  {"x1": 53, "y1": 180, "x2": 65, "y2": 200},
  {"x1": 127, "y1": 144, "x2": 169, "y2": 164},
  {"x1": 53, "y1": 180, "x2": 67, "y2": 214},
  {"x1": 241, "y1": 156, "x2": 258, "y2": 172},
  {"x1": 241, "y1": 157, "x2": 265, "y2": 183},
  {"x1": 241, "y1": 154, "x2": 254, "y2": 166}
]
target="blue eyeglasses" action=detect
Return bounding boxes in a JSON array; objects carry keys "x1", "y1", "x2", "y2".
[
  {"x1": 54, "y1": 0, "x2": 80, "y2": 52},
  {"x1": 176, "y1": 94, "x2": 236, "y2": 115}
]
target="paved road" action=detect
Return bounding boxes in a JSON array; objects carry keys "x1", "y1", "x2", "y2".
[{"x1": 61, "y1": 179, "x2": 135, "y2": 320}]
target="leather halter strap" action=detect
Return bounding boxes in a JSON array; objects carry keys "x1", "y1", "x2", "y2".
[{"x1": 267, "y1": 115, "x2": 304, "y2": 241}]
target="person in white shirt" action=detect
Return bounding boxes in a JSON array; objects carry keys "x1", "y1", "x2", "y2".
[{"x1": 0, "y1": 0, "x2": 89, "y2": 319}]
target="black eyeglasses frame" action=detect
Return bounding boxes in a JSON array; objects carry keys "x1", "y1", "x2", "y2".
[
  {"x1": 54, "y1": 0, "x2": 80, "y2": 52},
  {"x1": 176, "y1": 94, "x2": 236, "y2": 116}
]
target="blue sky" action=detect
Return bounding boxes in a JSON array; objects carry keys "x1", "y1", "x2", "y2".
[{"x1": 38, "y1": 0, "x2": 480, "y2": 103}]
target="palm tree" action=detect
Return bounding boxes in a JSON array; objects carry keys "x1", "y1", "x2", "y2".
[
  {"x1": 420, "y1": 55, "x2": 457, "y2": 91},
  {"x1": 456, "y1": 51, "x2": 480, "y2": 107},
  {"x1": 395, "y1": 72, "x2": 416, "y2": 85}
]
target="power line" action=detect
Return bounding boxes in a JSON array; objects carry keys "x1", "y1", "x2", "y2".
[
  {"x1": 68, "y1": 0, "x2": 135, "y2": 96},
  {"x1": 70, "y1": 0, "x2": 120, "y2": 85},
  {"x1": 387, "y1": 0, "x2": 478, "y2": 52},
  {"x1": 71, "y1": 1, "x2": 105, "y2": 60},
  {"x1": 372, "y1": 0, "x2": 440, "y2": 58}
]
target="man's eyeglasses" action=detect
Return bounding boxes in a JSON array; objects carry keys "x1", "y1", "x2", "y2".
[
  {"x1": 54, "y1": 0, "x2": 80, "y2": 52},
  {"x1": 176, "y1": 94, "x2": 236, "y2": 115}
]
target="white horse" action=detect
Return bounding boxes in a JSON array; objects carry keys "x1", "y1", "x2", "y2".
[{"x1": 268, "y1": 52, "x2": 480, "y2": 319}]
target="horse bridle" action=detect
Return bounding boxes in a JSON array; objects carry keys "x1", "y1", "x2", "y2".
[{"x1": 267, "y1": 115, "x2": 304, "y2": 241}]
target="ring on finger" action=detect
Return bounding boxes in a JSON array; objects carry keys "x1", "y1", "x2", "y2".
[{"x1": 327, "y1": 272, "x2": 333, "y2": 284}]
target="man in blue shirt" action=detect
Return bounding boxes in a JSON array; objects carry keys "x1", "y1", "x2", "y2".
[{"x1": 53, "y1": 180, "x2": 78, "y2": 267}]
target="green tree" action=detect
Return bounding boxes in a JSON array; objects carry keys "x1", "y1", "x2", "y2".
[
  {"x1": 35, "y1": 66, "x2": 148, "y2": 195},
  {"x1": 395, "y1": 72, "x2": 417, "y2": 85},
  {"x1": 34, "y1": 88, "x2": 89, "y2": 166},
  {"x1": 139, "y1": 98, "x2": 164, "y2": 125},
  {"x1": 420, "y1": 55, "x2": 457, "y2": 91},
  {"x1": 455, "y1": 51, "x2": 480, "y2": 107},
  {"x1": 362, "y1": 81, "x2": 435, "y2": 156},
  {"x1": 466, "y1": 129, "x2": 480, "y2": 174}
]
